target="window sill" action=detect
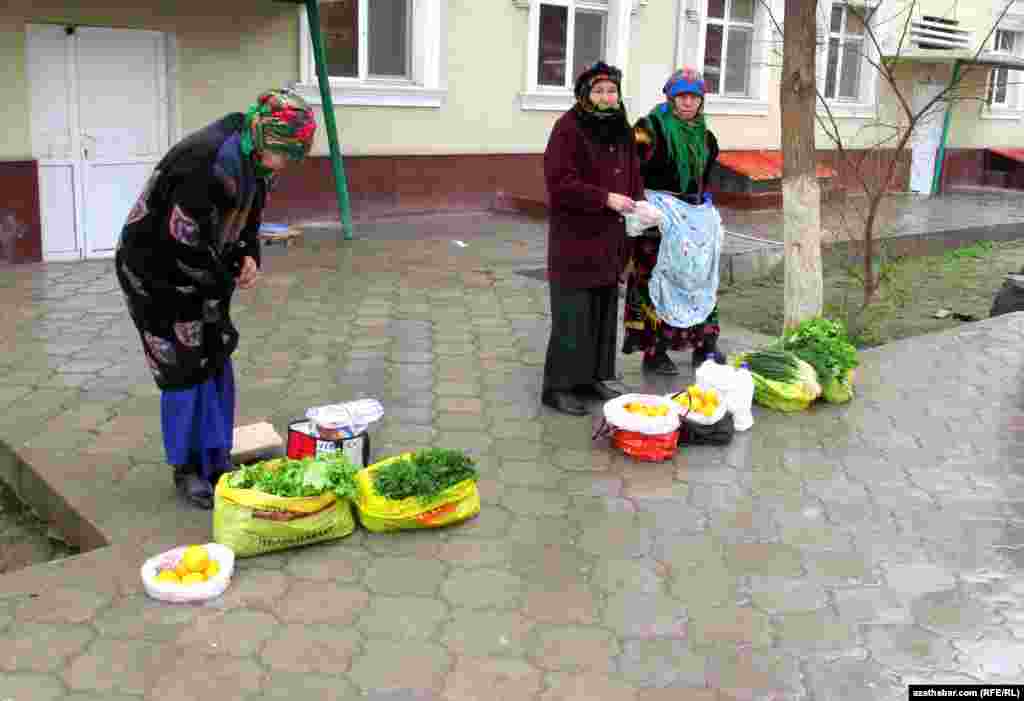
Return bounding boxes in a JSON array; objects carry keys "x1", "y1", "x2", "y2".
[
  {"x1": 519, "y1": 91, "x2": 575, "y2": 112},
  {"x1": 293, "y1": 82, "x2": 445, "y2": 108},
  {"x1": 703, "y1": 96, "x2": 770, "y2": 116},
  {"x1": 819, "y1": 101, "x2": 876, "y2": 119},
  {"x1": 981, "y1": 108, "x2": 1023, "y2": 121},
  {"x1": 519, "y1": 91, "x2": 635, "y2": 112}
]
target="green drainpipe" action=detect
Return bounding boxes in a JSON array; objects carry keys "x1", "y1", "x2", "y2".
[
  {"x1": 931, "y1": 59, "x2": 963, "y2": 196},
  {"x1": 303, "y1": 0, "x2": 354, "y2": 240}
]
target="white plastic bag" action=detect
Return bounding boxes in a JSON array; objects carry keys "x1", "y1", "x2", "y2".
[
  {"x1": 604, "y1": 393, "x2": 683, "y2": 435},
  {"x1": 141, "y1": 543, "x2": 235, "y2": 604},
  {"x1": 695, "y1": 361, "x2": 754, "y2": 431},
  {"x1": 624, "y1": 201, "x2": 664, "y2": 237},
  {"x1": 306, "y1": 399, "x2": 384, "y2": 438}
]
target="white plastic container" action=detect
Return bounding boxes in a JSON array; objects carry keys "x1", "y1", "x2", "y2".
[
  {"x1": 141, "y1": 543, "x2": 235, "y2": 604},
  {"x1": 695, "y1": 360, "x2": 755, "y2": 431}
]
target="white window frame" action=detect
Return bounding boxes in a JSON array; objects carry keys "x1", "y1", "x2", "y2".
[
  {"x1": 692, "y1": 0, "x2": 772, "y2": 116},
  {"x1": 984, "y1": 27, "x2": 1024, "y2": 118},
  {"x1": 816, "y1": 1, "x2": 879, "y2": 119},
  {"x1": 295, "y1": 0, "x2": 445, "y2": 108},
  {"x1": 517, "y1": 0, "x2": 644, "y2": 112}
]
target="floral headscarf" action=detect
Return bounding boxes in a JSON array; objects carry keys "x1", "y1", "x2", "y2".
[{"x1": 241, "y1": 89, "x2": 317, "y2": 163}]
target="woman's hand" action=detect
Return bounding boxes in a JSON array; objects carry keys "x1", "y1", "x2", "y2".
[
  {"x1": 237, "y1": 256, "x2": 260, "y2": 289},
  {"x1": 607, "y1": 193, "x2": 636, "y2": 213}
]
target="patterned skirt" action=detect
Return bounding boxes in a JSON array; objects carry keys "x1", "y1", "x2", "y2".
[{"x1": 623, "y1": 234, "x2": 720, "y2": 355}]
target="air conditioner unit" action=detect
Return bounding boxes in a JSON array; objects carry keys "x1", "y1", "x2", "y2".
[{"x1": 910, "y1": 16, "x2": 973, "y2": 50}]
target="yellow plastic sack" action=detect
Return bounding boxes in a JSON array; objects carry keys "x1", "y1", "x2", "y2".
[
  {"x1": 213, "y1": 474, "x2": 356, "y2": 557},
  {"x1": 354, "y1": 454, "x2": 480, "y2": 533}
]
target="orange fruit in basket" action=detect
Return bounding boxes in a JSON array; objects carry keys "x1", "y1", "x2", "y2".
[
  {"x1": 205, "y1": 560, "x2": 220, "y2": 579},
  {"x1": 174, "y1": 562, "x2": 190, "y2": 579},
  {"x1": 182, "y1": 545, "x2": 210, "y2": 573},
  {"x1": 180, "y1": 572, "x2": 206, "y2": 586}
]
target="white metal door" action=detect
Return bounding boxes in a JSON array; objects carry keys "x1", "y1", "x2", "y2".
[
  {"x1": 909, "y1": 81, "x2": 948, "y2": 195},
  {"x1": 27, "y1": 24, "x2": 168, "y2": 261},
  {"x1": 77, "y1": 27, "x2": 167, "y2": 258},
  {"x1": 27, "y1": 24, "x2": 83, "y2": 261}
]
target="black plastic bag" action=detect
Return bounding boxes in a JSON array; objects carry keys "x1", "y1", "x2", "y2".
[{"x1": 679, "y1": 412, "x2": 735, "y2": 446}]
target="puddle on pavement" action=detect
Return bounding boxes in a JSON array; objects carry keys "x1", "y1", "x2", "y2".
[{"x1": 0, "y1": 477, "x2": 78, "y2": 574}]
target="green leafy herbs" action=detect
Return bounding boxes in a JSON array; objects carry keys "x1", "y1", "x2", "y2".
[
  {"x1": 741, "y1": 349, "x2": 802, "y2": 384},
  {"x1": 778, "y1": 317, "x2": 859, "y2": 382},
  {"x1": 227, "y1": 453, "x2": 359, "y2": 501},
  {"x1": 372, "y1": 448, "x2": 478, "y2": 503}
]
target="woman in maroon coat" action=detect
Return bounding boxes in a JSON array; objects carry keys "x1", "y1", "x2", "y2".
[{"x1": 542, "y1": 61, "x2": 644, "y2": 416}]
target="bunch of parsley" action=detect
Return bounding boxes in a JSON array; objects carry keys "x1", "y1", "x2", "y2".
[
  {"x1": 227, "y1": 454, "x2": 359, "y2": 501},
  {"x1": 373, "y1": 448, "x2": 478, "y2": 503}
]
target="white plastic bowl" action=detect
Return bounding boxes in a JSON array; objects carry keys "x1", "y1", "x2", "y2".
[{"x1": 141, "y1": 543, "x2": 235, "y2": 604}]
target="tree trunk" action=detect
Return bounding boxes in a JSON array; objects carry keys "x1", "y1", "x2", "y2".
[{"x1": 780, "y1": 0, "x2": 823, "y2": 330}]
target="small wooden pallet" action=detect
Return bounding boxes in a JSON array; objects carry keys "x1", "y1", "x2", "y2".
[{"x1": 258, "y1": 226, "x2": 303, "y2": 248}]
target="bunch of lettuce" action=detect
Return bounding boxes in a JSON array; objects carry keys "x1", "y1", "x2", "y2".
[{"x1": 227, "y1": 454, "x2": 359, "y2": 501}]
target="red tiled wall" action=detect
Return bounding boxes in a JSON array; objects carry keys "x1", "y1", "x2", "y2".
[
  {"x1": 0, "y1": 161, "x2": 42, "y2": 264},
  {"x1": 264, "y1": 153, "x2": 547, "y2": 224},
  {"x1": 817, "y1": 149, "x2": 911, "y2": 194},
  {"x1": 938, "y1": 149, "x2": 986, "y2": 191}
]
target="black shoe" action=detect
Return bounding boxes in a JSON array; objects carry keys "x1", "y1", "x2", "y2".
[
  {"x1": 542, "y1": 391, "x2": 588, "y2": 416},
  {"x1": 643, "y1": 352, "x2": 679, "y2": 376},
  {"x1": 590, "y1": 381, "x2": 623, "y2": 401},
  {"x1": 173, "y1": 466, "x2": 214, "y2": 510},
  {"x1": 692, "y1": 346, "x2": 726, "y2": 368}
]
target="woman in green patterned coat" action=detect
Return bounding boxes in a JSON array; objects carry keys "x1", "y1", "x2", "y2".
[
  {"x1": 116, "y1": 89, "x2": 316, "y2": 508},
  {"x1": 623, "y1": 68, "x2": 722, "y2": 376}
]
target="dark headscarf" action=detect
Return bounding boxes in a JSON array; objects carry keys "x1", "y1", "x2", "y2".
[{"x1": 572, "y1": 61, "x2": 632, "y2": 145}]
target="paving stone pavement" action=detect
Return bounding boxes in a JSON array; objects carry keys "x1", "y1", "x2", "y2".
[{"x1": 0, "y1": 211, "x2": 1022, "y2": 699}]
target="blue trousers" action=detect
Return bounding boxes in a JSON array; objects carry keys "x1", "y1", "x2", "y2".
[{"x1": 160, "y1": 360, "x2": 235, "y2": 483}]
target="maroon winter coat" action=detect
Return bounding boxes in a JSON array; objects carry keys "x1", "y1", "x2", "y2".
[{"x1": 544, "y1": 109, "x2": 644, "y2": 289}]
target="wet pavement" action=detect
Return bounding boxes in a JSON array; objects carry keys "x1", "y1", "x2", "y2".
[
  {"x1": 722, "y1": 190, "x2": 1024, "y2": 243},
  {"x1": 0, "y1": 210, "x2": 1022, "y2": 699}
]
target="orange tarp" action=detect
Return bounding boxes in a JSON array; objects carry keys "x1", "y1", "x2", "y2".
[{"x1": 717, "y1": 150, "x2": 836, "y2": 182}]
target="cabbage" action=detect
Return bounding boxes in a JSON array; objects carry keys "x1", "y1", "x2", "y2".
[
  {"x1": 749, "y1": 372, "x2": 816, "y2": 413},
  {"x1": 793, "y1": 357, "x2": 822, "y2": 400}
]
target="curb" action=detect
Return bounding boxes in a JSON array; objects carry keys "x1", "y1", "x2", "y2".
[{"x1": 0, "y1": 440, "x2": 107, "y2": 554}]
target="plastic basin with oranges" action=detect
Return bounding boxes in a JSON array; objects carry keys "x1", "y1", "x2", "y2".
[{"x1": 141, "y1": 543, "x2": 235, "y2": 603}]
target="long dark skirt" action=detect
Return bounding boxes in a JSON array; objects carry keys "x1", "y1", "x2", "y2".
[
  {"x1": 623, "y1": 233, "x2": 720, "y2": 357},
  {"x1": 543, "y1": 283, "x2": 618, "y2": 393}
]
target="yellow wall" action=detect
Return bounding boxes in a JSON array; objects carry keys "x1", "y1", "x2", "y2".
[
  {"x1": 946, "y1": 64, "x2": 1024, "y2": 148},
  {"x1": 0, "y1": 0, "x2": 1019, "y2": 162},
  {"x1": 0, "y1": 16, "x2": 30, "y2": 159},
  {"x1": 0, "y1": 0, "x2": 296, "y2": 159}
]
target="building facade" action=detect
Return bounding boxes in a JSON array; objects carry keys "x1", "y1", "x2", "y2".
[{"x1": 0, "y1": 0, "x2": 1021, "y2": 263}]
